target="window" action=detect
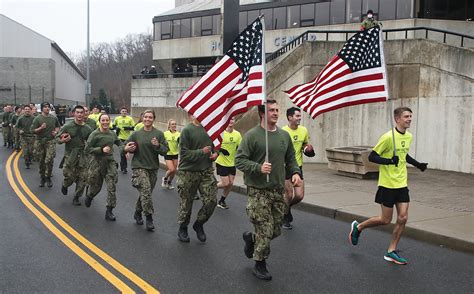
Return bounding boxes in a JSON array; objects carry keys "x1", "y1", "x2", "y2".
[
  {"x1": 315, "y1": 2, "x2": 330, "y2": 25},
  {"x1": 172, "y1": 19, "x2": 181, "y2": 38},
  {"x1": 239, "y1": 11, "x2": 247, "y2": 32},
  {"x1": 330, "y1": 0, "x2": 346, "y2": 24},
  {"x1": 397, "y1": 0, "x2": 413, "y2": 19},
  {"x1": 288, "y1": 5, "x2": 300, "y2": 28},
  {"x1": 202, "y1": 16, "x2": 212, "y2": 36},
  {"x1": 192, "y1": 17, "x2": 201, "y2": 37},
  {"x1": 301, "y1": 3, "x2": 315, "y2": 27},
  {"x1": 274, "y1": 7, "x2": 287, "y2": 29},
  {"x1": 260, "y1": 8, "x2": 273, "y2": 30},
  {"x1": 379, "y1": 0, "x2": 396, "y2": 20},
  {"x1": 161, "y1": 21, "x2": 171, "y2": 40},
  {"x1": 181, "y1": 18, "x2": 191, "y2": 38},
  {"x1": 154, "y1": 22, "x2": 161, "y2": 40},
  {"x1": 347, "y1": 0, "x2": 362, "y2": 23},
  {"x1": 213, "y1": 14, "x2": 221, "y2": 35},
  {"x1": 248, "y1": 10, "x2": 259, "y2": 25},
  {"x1": 362, "y1": 0, "x2": 379, "y2": 15}
]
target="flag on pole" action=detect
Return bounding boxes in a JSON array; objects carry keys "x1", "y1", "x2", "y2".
[
  {"x1": 285, "y1": 26, "x2": 388, "y2": 118},
  {"x1": 176, "y1": 18, "x2": 265, "y2": 148}
]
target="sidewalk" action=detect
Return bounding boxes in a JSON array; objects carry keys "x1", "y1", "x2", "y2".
[{"x1": 229, "y1": 163, "x2": 474, "y2": 253}]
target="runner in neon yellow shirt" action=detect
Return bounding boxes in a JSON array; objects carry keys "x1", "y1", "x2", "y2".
[
  {"x1": 349, "y1": 107, "x2": 428, "y2": 265},
  {"x1": 113, "y1": 107, "x2": 135, "y2": 174},
  {"x1": 282, "y1": 107, "x2": 314, "y2": 229},
  {"x1": 215, "y1": 118, "x2": 241, "y2": 209},
  {"x1": 162, "y1": 119, "x2": 180, "y2": 189},
  {"x1": 88, "y1": 105, "x2": 101, "y2": 122}
]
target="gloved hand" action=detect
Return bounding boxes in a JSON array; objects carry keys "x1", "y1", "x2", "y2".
[
  {"x1": 391, "y1": 155, "x2": 399, "y2": 166},
  {"x1": 115, "y1": 127, "x2": 121, "y2": 136},
  {"x1": 219, "y1": 148, "x2": 230, "y2": 156},
  {"x1": 417, "y1": 162, "x2": 428, "y2": 172}
]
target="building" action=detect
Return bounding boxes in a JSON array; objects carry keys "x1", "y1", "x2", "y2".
[{"x1": 0, "y1": 14, "x2": 86, "y2": 106}]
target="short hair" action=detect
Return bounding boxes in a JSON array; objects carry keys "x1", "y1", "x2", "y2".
[
  {"x1": 23, "y1": 105, "x2": 31, "y2": 110},
  {"x1": 92, "y1": 105, "x2": 101, "y2": 110},
  {"x1": 14, "y1": 106, "x2": 22, "y2": 112},
  {"x1": 394, "y1": 106, "x2": 412, "y2": 118},
  {"x1": 257, "y1": 99, "x2": 277, "y2": 117},
  {"x1": 98, "y1": 113, "x2": 110, "y2": 121},
  {"x1": 286, "y1": 107, "x2": 301, "y2": 119},
  {"x1": 120, "y1": 106, "x2": 128, "y2": 112},
  {"x1": 367, "y1": 9, "x2": 374, "y2": 14},
  {"x1": 73, "y1": 105, "x2": 84, "y2": 112},
  {"x1": 143, "y1": 109, "x2": 156, "y2": 119}
]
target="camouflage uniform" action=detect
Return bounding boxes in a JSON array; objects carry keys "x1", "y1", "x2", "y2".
[
  {"x1": 1, "y1": 111, "x2": 13, "y2": 147},
  {"x1": 361, "y1": 17, "x2": 379, "y2": 30},
  {"x1": 10, "y1": 114, "x2": 21, "y2": 150},
  {"x1": 31, "y1": 114, "x2": 60, "y2": 179},
  {"x1": 131, "y1": 169, "x2": 158, "y2": 215},
  {"x1": 15, "y1": 114, "x2": 35, "y2": 164},
  {"x1": 177, "y1": 168, "x2": 218, "y2": 226}
]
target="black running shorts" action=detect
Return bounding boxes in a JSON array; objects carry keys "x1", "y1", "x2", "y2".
[{"x1": 375, "y1": 186, "x2": 410, "y2": 208}]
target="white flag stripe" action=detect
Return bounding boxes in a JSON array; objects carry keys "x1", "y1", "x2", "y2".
[
  {"x1": 207, "y1": 98, "x2": 252, "y2": 135},
  {"x1": 310, "y1": 91, "x2": 388, "y2": 117}
]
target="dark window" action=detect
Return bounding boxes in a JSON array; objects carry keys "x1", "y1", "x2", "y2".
[
  {"x1": 362, "y1": 0, "x2": 379, "y2": 15},
  {"x1": 248, "y1": 10, "x2": 259, "y2": 25},
  {"x1": 260, "y1": 8, "x2": 273, "y2": 30},
  {"x1": 154, "y1": 22, "x2": 161, "y2": 41},
  {"x1": 288, "y1": 5, "x2": 300, "y2": 28},
  {"x1": 348, "y1": 0, "x2": 363, "y2": 23},
  {"x1": 397, "y1": 0, "x2": 413, "y2": 19},
  {"x1": 330, "y1": 0, "x2": 346, "y2": 24},
  {"x1": 181, "y1": 18, "x2": 191, "y2": 38},
  {"x1": 274, "y1": 6, "x2": 287, "y2": 29},
  {"x1": 301, "y1": 3, "x2": 315, "y2": 27},
  {"x1": 315, "y1": 2, "x2": 330, "y2": 25},
  {"x1": 213, "y1": 14, "x2": 221, "y2": 34},
  {"x1": 379, "y1": 0, "x2": 396, "y2": 20},
  {"x1": 172, "y1": 19, "x2": 180, "y2": 38},
  {"x1": 202, "y1": 16, "x2": 212, "y2": 36},
  {"x1": 192, "y1": 17, "x2": 201, "y2": 37},
  {"x1": 161, "y1": 21, "x2": 171, "y2": 40},
  {"x1": 239, "y1": 11, "x2": 247, "y2": 32}
]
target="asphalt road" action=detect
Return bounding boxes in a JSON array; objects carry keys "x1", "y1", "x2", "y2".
[{"x1": 1, "y1": 146, "x2": 473, "y2": 293}]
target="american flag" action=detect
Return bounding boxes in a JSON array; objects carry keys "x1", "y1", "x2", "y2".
[
  {"x1": 285, "y1": 26, "x2": 388, "y2": 118},
  {"x1": 176, "y1": 18, "x2": 264, "y2": 148}
]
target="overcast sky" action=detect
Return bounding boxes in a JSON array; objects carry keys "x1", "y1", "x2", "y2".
[{"x1": 1, "y1": 0, "x2": 175, "y2": 57}]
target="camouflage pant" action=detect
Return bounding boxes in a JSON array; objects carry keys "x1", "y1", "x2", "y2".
[
  {"x1": 13, "y1": 128, "x2": 20, "y2": 149},
  {"x1": 37, "y1": 139, "x2": 56, "y2": 178},
  {"x1": 246, "y1": 186, "x2": 286, "y2": 261},
  {"x1": 177, "y1": 168, "x2": 217, "y2": 226},
  {"x1": 87, "y1": 158, "x2": 118, "y2": 207},
  {"x1": 63, "y1": 151, "x2": 88, "y2": 197},
  {"x1": 20, "y1": 135, "x2": 35, "y2": 162},
  {"x1": 131, "y1": 168, "x2": 157, "y2": 216},
  {"x1": 32, "y1": 138, "x2": 39, "y2": 161},
  {"x1": 2, "y1": 126, "x2": 12, "y2": 145}
]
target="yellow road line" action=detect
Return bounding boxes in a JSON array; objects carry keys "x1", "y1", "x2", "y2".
[
  {"x1": 6, "y1": 152, "x2": 135, "y2": 293},
  {"x1": 12, "y1": 152, "x2": 160, "y2": 294}
]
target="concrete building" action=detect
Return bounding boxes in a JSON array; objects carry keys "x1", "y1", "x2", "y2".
[
  {"x1": 0, "y1": 14, "x2": 86, "y2": 106},
  {"x1": 131, "y1": 0, "x2": 474, "y2": 173}
]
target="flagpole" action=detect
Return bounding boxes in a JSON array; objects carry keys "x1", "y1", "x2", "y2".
[
  {"x1": 379, "y1": 26, "x2": 397, "y2": 163},
  {"x1": 260, "y1": 15, "x2": 270, "y2": 182}
]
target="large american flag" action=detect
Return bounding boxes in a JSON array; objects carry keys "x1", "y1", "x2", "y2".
[
  {"x1": 285, "y1": 26, "x2": 388, "y2": 118},
  {"x1": 177, "y1": 18, "x2": 264, "y2": 148}
]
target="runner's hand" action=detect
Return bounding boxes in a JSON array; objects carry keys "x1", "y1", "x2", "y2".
[{"x1": 261, "y1": 162, "x2": 271, "y2": 174}]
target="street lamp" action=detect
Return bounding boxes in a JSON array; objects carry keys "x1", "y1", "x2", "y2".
[{"x1": 85, "y1": 0, "x2": 91, "y2": 106}]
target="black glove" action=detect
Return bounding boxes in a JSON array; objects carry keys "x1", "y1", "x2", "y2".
[
  {"x1": 417, "y1": 162, "x2": 428, "y2": 172},
  {"x1": 219, "y1": 148, "x2": 230, "y2": 156},
  {"x1": 115, "y1": 127, "x2": 121, "y2": 136},
  {"x1": 124, "y1": 126, "x2": 135, "y2": 131},
  {"x1": 391, "y1": 155, "x2": 399, "y2": 166}
]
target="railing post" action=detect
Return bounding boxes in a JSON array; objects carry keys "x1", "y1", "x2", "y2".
[
  {"x1": 461, "y1": 36, "x2": 464, "y2": 47},
  {"x1": 443, "y1": 33, "x2": 446, "y2": 43},
  {"x1": 405, "y1": 30, "x2": 408, "y2": 39},
  {"x1": 326, "y1": 32, "x2": 328, "y2": 41},
  {"x1": 345, "y1": 32, "x2": 348, "y2": 40},
  {"x1": 425, "y1": 29, "x2": 428, "y2": 39}
]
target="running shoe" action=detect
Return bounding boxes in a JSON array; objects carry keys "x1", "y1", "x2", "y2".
[
  {"x1": 161, "y1": 177, "x2": 168, "y2": 188},
  {"x1": 167, "y1": 181, "x2": 175, "y2": 190},
  {"x1": 282, "y1": 215, "x2": 293, "y2": 230},
  {"x1": 349, "y1": 220, "x2": 360, "y2": 245},
  {"x1": 384, "y1": 251, "x2": 408, "y2": 265},
  {"x1": 217, "y1": 199, "x2": 229, "y2": 209}
]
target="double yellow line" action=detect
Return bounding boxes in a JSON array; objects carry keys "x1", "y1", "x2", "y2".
[{"x1": 6, "y1": 151, "x2": 159, "y2": 293}]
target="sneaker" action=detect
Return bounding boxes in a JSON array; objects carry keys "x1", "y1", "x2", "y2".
[
  {"x1": 161, "y1": 177, "x2": 168, "y2": 188},
  {"x1": 349, "y1": 221, "x2": 360, "y2": 245},
  {"x1": 282, "y1": 215, "x2": 293, "y2": 230},
  {"x1": 61, "y1": 185, "x2": 68, "y2": 196},
  {"x1": 167, "y1": 181, "x2": 175, "y2": 190},
  {"x1": 217, "y1": 199, "x2": 229, "y2": 209},
  {"x1": 193, "y1": 194, "x2": 200, "y2": 200},
  {"x1": 384, "y1": 251, "x2": 408, "y2": 265}
]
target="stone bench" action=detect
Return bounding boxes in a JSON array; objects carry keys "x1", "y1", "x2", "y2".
[{"x1": 325, "y1": 146, "x2": 379, "y2": 179}]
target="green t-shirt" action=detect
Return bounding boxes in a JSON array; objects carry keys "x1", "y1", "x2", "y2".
[
  {"x1": 127, "y1": 128, "x2": 169, "y2": 170},
  {"x1": 85, "y1": 118, "x2": 97, "y2": 130},
  {"x1": 235, "y1": 125, "x2": 300, "y2": 190},
  {"x1": 1, "y1": 112, "x2": 13, "y2": 127},
  {"x1": 164, "y1": 130, "x2": 180, "y2": 156},
  {"x1": 216, "y1": 130, "x2": 241, "y2": 167},
  {"x1": 10, "y1": 114, "x2": 20, "y2": 126},
  {"x1": 31, "y1": 114, "x2": 60, "y2": 141},
  {"x1": 113, "y1": 115, "x2": 135, "y2": 140},
  {"x1": 282, "y1": 125, "x2": 309, "y2": 167},
  {"x1": 58, "y1": 121, "x2": 93, "y2": 153},
  {"x1": 373, "y1": 129, "x2": 413, "y2": 189},
  {"x1": 178, "y1": 123, "x2": 214, "y2": 172},
  {"x1": 15, "y1": 114, "x2": 35, "y2": 136},
  {"x1": 85, "y1": 129, "x2": 122, "y2": 161}
]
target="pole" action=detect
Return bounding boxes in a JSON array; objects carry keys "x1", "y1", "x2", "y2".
[
  {"x1": 379, "y1": 26, "x2": 397, "y2": 161},
  {"x1": 86, "y1": 0, "x2": 90, "y2": 107},
  {"x1": 260, "y1": 15, "x2": 270, "y2": 182},
  {"x1": 13, "y1": 83, "x2": 16, "y2": 105}
]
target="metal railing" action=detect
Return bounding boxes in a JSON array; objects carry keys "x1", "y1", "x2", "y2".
[
  {"x1": 132, "y1": 71, "x2": 208, "y2": 79},
  {"x1": 266, "y1": 26, "x2": 474, "y2": 62}
]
